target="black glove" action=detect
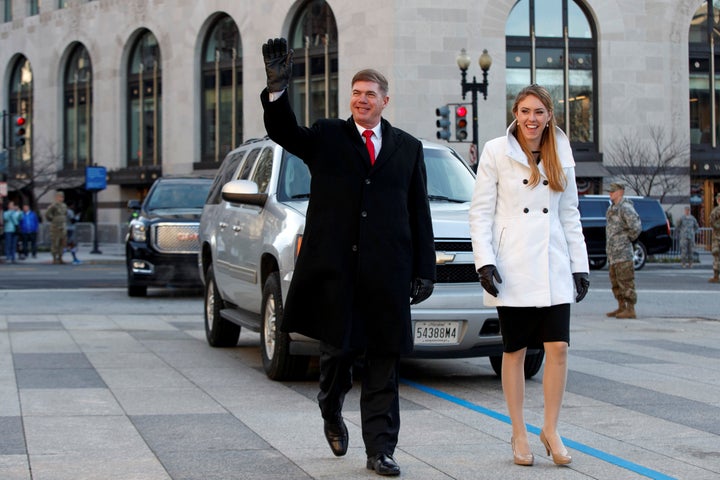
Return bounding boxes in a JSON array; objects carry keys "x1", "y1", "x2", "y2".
[
  {"x1": 262, "y1": 38, "x2": 294, "y2": 93},
  {"x1": 478, "y1": 264, "x2": 502, "y2": 297},
  {"x1": 573, "y1": 272, "x2": 589, "y2": 303},
  {"x1": 410, "y1": 278, "x2": 434, "y2": 305}
]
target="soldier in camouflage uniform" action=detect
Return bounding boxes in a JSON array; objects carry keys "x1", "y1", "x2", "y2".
[
  {"x1": 676, "y1": 206, "x2": 699, "y2": 268},
  {"x1": 709, "y1": 192, "x2": 720, "y2": 283},
  {"x1": 45, "y1": 191, "x2": 68, "y2": 264},
  {"x1": 605, "y1": 183, "x2": 642, "y2": 319}
]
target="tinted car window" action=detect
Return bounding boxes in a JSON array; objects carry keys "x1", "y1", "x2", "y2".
[
  {"x1": 207, "y1": 151, "x2": 245, "y2": 205},
  {"x1": 578, "y1": 198, "x2": 609, "y2": 218},
  {"x1": 251, "y1": 147, "x2": 274, "y2": 194},
  {"x1": 424, "y1": 147, "x2": 474, "y2": 202},
  {"x1": 278, "y1": 151, "x2": 311, "y2": 201},
  {"x1": 237, "y1": 148, "x2": 261, "y2": 180},
  {"x1": 146, "y1": 180, "x2": 212, "y2": 210}
]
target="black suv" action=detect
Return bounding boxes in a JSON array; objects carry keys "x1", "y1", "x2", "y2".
[
  {"x1": 579, "y1": 195, "x2": 672, "y2": 270},
  {"x1": 125, "y1": 176, "x2": 213, "y2": 296}
]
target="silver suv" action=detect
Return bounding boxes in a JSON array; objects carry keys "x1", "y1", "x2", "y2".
[{"x1": 198, "y1": 137, "x2": 544, "y2": 380}]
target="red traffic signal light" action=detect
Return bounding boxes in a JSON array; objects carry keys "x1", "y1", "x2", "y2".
[
  {"x1": 14, "y1": 115, "x2": 27, "y2": 146},
  {"x1": 455, "y1": 105, "x2": 468, "y2": 141}
]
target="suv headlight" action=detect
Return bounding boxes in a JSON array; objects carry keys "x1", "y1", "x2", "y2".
[{"x1": 129, "y1": 221, "x2": 147, "y2": 242}]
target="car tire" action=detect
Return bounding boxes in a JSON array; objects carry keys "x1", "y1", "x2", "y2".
[
  {"x1": 489, "y1": 350, "x2": 545, "y2": 379},
  {"x1": 127, "y1": 284, "x2": 147, "y2": 297},
  {"x1": 589, "y1": 257, "x2": 607, "y2": 270},
  {"x1": 633, "y1": 242, "x2": 647, "y2": 270},
  {"x1": 204, "y1": 265, "x2": 241, "y2": 347},
  {"x1": 260, "y1": 272, "x2": 309, "y2": 381}
]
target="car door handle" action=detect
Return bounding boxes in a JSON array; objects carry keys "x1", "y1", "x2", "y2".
[
  {"x1": 232, "y1": 225, "x2": 242, "y2": 232},
  {"x1": 219, "y1": 222, "x2": 228, "y2": 229}
]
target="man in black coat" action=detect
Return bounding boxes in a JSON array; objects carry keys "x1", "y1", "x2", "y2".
[{"x1": 261, "y1": 38, "x2": 436, "y2": 476}]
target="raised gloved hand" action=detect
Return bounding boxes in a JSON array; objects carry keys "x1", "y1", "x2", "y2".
[
  {"x1": 478, "y1": 264, "x2": 502, "y2": 297},
  {"x1": 410, "y1": 278, "x2": 434, "y2": 305},
  {"x1": 573, "y1": 272, "x2": 589, "y2": 302},
  {"x1": 262, "y1": 38, "x2": 294, "y2": 93}
]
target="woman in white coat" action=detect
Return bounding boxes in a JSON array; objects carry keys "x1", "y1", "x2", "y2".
[{"x1": 469, "y1": 84, "x2": 589, "y2": 467}]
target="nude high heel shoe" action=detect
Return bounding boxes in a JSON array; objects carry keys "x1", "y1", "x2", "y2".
[
  {"x1": 539, "y1": 430, "x2": 572, "y2": 465},
  {"x1": 511, "y1": 437, "x2": 534, "y2": 466}
]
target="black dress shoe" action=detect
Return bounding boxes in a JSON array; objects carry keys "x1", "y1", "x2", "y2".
[
  {"x1": 323, "y1": 418, "x2": 348, "y2": 456},
  {"x1": 366, "y1": 453, "x2": 400, "y2": 476}
]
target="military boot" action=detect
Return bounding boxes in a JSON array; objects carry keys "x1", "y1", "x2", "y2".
[
  {"x1": 606, "y1": 300, "x2": 624, "y2": 317},
  {"x1": 616, "y1": 303, "x2": 636, "y2": 319},
  {"x1": 709, "y1": 270, "x2": 720, "y2": 283}
]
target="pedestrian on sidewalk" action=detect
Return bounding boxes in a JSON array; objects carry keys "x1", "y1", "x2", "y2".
[
  {"x1": 605, "y1": 183, "x2": 642, "y2": 319},
  {"x1": 65, "y1": 203, "x2": 81, "y2": 264},
  {"x1": 261, "y1": 38, "x2": 436, "y2": 477},
  {"x1": 45, "y1": 191, "x2": 68, "y2": 264},
  {"x1": 676, "y1": 206, "x2": 699, "y2": 268},
  {"x1": 709, "y1": 192, "x2": 720, "y2": 283},
  {"x1": 20, "y1": 204, "x2": 39, "y2": 259},
  {"x1": 3, "y1": 201, "x2": 22, "y2": 264},
  {"x1": 469, "y1": 84, "x2": 589, "y2": 468}
]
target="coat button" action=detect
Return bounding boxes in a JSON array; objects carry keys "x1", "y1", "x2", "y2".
[
  {"x1": 523, "y1": 179, "x2": 529, "y2": 184},
  {"x1": 543, "y1": 180, "x2": 549, "y2": 185},
  {"x1": 352, "y1": 245, "x2": 358, "y2": 252},
  {"x1": 365, "y1": 179, "x2": 371, "y2": 185},
  {"x1": 523, "y1": 208, "x2": 529, "y2": 213},
  {"x1": 361, "y1": 211, "x2": 368, "y2": 218},
  {"x1": 543, "y1": 208, "x2": 548, "y2": 213}
]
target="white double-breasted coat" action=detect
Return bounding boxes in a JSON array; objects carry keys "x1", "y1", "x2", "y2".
[{"x1": 469, "y1": 122, "x2": 589, "y2": 307}]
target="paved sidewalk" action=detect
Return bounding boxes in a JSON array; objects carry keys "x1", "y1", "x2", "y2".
[{"x1": 5, "y1": 242, "x2": 125, "y2": 265}]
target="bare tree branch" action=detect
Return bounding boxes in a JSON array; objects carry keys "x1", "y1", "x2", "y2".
[{"x1": 604, "y1": 125, "x2": 689, "y2": 208}]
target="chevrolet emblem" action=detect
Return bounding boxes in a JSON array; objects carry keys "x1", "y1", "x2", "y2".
[{"x1": 436, "y1": 252, "x2": 455, "y2": 264}]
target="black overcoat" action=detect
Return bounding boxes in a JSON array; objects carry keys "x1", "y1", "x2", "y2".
[{"x1": 261, "y1": 89, "x2": 436, "y2": 354}]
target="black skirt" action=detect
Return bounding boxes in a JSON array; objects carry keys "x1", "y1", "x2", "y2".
[{"x1": 496, "y1": 304, "x2": 570, "y2": 353}]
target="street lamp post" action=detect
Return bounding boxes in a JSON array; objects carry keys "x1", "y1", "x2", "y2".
[{"x1": 456, "y1": 48, "x2": 492, "y2": 168}]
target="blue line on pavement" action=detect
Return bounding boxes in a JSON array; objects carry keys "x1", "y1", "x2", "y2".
[{"x1": 401, "y1": 379, "x2": 678, "y2": 480}]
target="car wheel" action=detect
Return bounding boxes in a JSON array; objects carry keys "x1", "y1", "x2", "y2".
[
  {"x1": 633, "y1": 242, "x2": 647, "y2": 270},
  {"x1": 260, "y1": 272, "x2": 309, "y2": 381},
  {"x1": 204, "y1": 265, "x2": 240, "y2": 347},
  {"x1": 127, "y1": 284, "x2": 147, "y2": 297},
  {"x1": 589, "y1": 257, "x2": 607, "y2": 270},
  {"x1": 489, "y1": 350, "x2": 545, "y2": 379}
]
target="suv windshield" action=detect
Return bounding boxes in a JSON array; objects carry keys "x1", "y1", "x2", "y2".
[
  {"x1": 145, "y1": 180, "x2": 212, "y2": 210},
  {"x1": 277, "y1": 146, "x2": 475, "y2": 203}
]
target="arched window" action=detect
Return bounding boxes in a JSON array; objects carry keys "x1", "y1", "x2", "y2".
[
  {"x1": 127, "y1": 30, "x2": 161, "y2": 167},
  {"x1": 63, "y1": 43, "x2": 93, "y2": 170},
  {"x1": 506, "y1": 0, "x2": 596, "y2": 148},
  {"x1": 200, "y1": 15, "x2": 242, "y2": 165},
  {"x1": 288, "y1": 0, "x2": 338, "y2": 126},
  {"x1": 8, "y1": 56, "x2": 33, "y2": 171},
  {"x1": 689, "y1": 1, "x2": 720, "y2": 147}
]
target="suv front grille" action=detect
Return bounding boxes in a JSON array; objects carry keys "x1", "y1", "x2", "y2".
[
  {"x1": 436, "y1": 264, "x2": 477, "y2": 283},
  {"x1": 435, "y1": 240, "x2": 476, "y2": 283},
  {"x1": 153, "y1": 223, "x2": 201, "y2": 254}
]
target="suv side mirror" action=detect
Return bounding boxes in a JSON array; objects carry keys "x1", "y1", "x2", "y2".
[{"x1": 221, "y1": 180, "x2": 268, "y2": 207}]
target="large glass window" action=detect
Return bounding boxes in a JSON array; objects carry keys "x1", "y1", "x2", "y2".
[
  {"x1": 200, "y1": 15, "x2": 242, "y2": 165},
  {"x1": 689, "y1": 1, "x2": 720, "y2": 147},
  {"x1": 288, "y1": 0, "x2": 338, "y2": 126},
  {"x1": 63, "y1": 44, "x2": 93, "y2": 170},
  {"x1": 8, "y1": 56, "x2": 33, "y2": 171},
  {"x1": 29, "y1": 0, "x2": 38, "y2": 15},
  {"x1": 127, "y1": 30, "x2": 161, "y2": 167},
  {"x1": 506, "y1": 0, "x2": 596, "y2": 146},
  {"x1": 3, "y1": 0, "x2": 11, "y2": 22}
]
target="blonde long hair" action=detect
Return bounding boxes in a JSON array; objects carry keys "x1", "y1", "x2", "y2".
[{"x1": 512, "y1": 84, "x2": 566, "y2": 192}]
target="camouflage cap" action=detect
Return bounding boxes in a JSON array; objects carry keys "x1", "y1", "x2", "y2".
[{"x1": 607, "y1": 182, "x2": 625, "y2": 192}]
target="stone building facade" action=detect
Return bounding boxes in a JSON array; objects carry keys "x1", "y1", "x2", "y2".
[{"x1": 0, "y1": 0, "x2": 717, "y2": 232}]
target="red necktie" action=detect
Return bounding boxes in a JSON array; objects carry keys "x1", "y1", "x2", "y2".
[{"x1": 363, "y1": 130, "x2": 375, "y2": 165}]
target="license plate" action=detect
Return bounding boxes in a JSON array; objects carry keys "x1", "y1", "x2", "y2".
[{"x1": 414, "y1": 321, "x2": 460, "y2": 345}]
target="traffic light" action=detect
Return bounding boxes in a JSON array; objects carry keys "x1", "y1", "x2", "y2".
[
  {"x1": 455, "y1": 105, "x2": 468, "y2": 141},
  {"x1": 435, "y1": 105, "x2": 451, "y2": 141},
  {"x1": 14, "y1": 115, "x2": 26, "y2": 147}
]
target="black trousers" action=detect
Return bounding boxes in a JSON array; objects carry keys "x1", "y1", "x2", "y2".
[{"x1": 317, "y1": 343, "x2": 400, "y2": 457}]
